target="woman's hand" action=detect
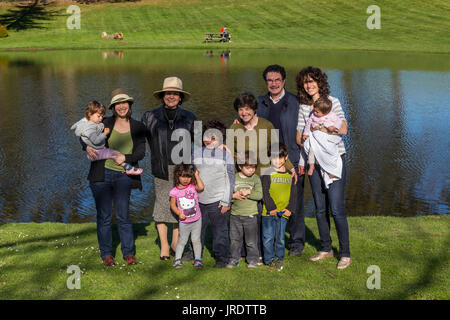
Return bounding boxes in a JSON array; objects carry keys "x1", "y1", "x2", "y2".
[
  {"x1": 113, "y1": 153, "x2": 126, "y2": 165},
  {"x1": 86, "y1": 146, "x2": 98, "y2": 160},
  {"x1": 290, "y1": 168, "x2": 298, "y2": 184}
]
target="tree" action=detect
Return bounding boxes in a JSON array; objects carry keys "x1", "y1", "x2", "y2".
[{"x1": 0, "y1": 0, "x2": 62, "y2": 31}]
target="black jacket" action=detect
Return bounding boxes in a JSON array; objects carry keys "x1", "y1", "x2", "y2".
[
  {"x1": 83, "y1": 116, "x2": 146, "y2": 190},
  {"x1": 141, "y1": 105, "x2": 197, "y2": 180},
  {"x1": 257, "y1": 91, "x2": 301, "y2": 166}
]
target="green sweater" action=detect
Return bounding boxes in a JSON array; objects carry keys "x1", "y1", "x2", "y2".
[
  {"x1": 231, "y1": 173, "x2": 263, "y2": 216},
  {"x1": 229, "y1": 117, "x2": 293, "y2": 176}
]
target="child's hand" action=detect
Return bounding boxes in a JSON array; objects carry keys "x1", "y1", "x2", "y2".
[
  {"x1": 218, "y1": 204, "x2": 230, "y2": 214},
  {"x1": 233, "y1": 192, "x2": 246, "y2": 200},
  {"x1": 240, "y1": 189, "x2": 251, "y2": 197},
  {"x1": 282, "y1": 209, "x2": 292, "y2": 217},
  {"x1": 179, "y1": 213, "x2": 186, "y2": 220},
  {"x1": 302, "y1": 134, "x2": 309, "y2": 142},
  {"x1": 103, "y1": 128, "x2": 110, "y2": 136},
  {"x1": 298, "y1": 165, "x2": 305, "y2": 175}
]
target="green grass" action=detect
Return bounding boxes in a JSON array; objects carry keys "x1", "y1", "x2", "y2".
[
  {"x1": 0, "y1": 216, "x2": 448, "y2": 299},
  {"x1": 0, "y1": 0, "x2": 449, "y2": 52}
]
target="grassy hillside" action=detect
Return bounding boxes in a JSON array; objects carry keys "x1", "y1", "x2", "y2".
[
  {"x1": 0, "y1": 216, "x2": 448, "y2": 299},
  {"x1": 0, "y1": 0, "x2": 449, "y2": 52}
]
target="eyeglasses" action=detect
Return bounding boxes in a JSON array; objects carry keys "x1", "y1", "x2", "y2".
[{"x1": 266, "y1": 78, "x2": 283, "y2": 83}]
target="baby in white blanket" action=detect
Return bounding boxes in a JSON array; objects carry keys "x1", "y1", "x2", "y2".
[{"x1": 300, "y1": 97, "x2": 343, "y2": 182}]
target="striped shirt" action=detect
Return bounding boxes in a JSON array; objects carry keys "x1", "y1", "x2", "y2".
[{"x1": 297, "y1": 96, "x2": 347, "y2": 155}]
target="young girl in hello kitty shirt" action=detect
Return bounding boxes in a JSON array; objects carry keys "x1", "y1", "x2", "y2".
[{"x1": 170, "y1": 164, "x2": 205, "y2": 268}]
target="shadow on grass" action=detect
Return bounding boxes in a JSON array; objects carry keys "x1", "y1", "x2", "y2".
[
  {"x1": 383, "y1": 220, "x2": 450, "y2": 299},
  {"x1": 111, "y1": 223, "x2": 149, "y2": 259}
]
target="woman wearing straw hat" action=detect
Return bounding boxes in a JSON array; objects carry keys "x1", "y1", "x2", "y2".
[
  {"x1": 142, "y1": 77, "x2": 197, "y2": 260},
  {"x1": 84, "y1": 88, "x2": 146, "y2": 266}
]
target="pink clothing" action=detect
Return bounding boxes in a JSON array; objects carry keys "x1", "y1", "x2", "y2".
[
  {"x1": 303, "y1": 111, "x2": 342, "y2": 136},
  {"x1": 169, "y1": 184, "x2": 202, "y2": 223}
]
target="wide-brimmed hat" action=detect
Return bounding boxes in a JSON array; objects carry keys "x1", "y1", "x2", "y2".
[
  {"x1": 109, "y1": 88, "x2": 134, "y2": 109},
  {"x1": 153, "y1": 77, "x2": 191, "y2": 102}
]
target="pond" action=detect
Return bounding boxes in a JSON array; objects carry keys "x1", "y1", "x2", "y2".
[{"x1": 0, "y1": 49, "x2": 448, "y2": 223}]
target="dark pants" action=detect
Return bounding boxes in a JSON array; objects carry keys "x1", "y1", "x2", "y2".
[
  {"x1": 288, "y1": 171, "x2": 306, "y2": 252},
  {"x1": 308, "y1": 155, "x2": 350, "y2": 258},
  {"x1": 229, "y1": 214, "x2": 259, "y2": 265},
  {"x1": 200, "y1": 201, "x2": 230, "y2": 263},
  {"x1": 90, "y1": 168, "x2": 135, "y2": 259},
  {"x1": 241, "y1": 201, "x2": 263, "y2": 259}
]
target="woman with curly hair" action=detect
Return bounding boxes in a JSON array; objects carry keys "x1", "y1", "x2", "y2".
[{"x1": 295, "y1": 66, "x2": 351, "y2": 270}]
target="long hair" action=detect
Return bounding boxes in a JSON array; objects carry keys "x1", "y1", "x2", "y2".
[
  {"x1": 173, "y1": 164, "x2": 197, "y2": 187},
  {"x1": 295, "y1": 66, "x2": 330, "y2": 105}
]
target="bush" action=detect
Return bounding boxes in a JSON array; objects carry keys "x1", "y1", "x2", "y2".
[{"x1": 0, "y1": 25, "x2": 8, "y2": 38}]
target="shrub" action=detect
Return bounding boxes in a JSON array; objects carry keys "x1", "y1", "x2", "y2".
[{"x1": 0, "y1": 24, "x2": 8, "y2": 38}]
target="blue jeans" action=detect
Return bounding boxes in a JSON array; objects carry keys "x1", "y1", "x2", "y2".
[
  {"x1": 308, "y1": 155, "x2": 350, "y2": 258},
  {"x1": 90, "y1": 169, "x2": 135, "y2": 259},
  {"x1": 261, "y1": 215, "x2": 288, "y2": 264}
]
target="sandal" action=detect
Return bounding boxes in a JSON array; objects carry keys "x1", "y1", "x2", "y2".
[{"x1": 160, "y1": 256, "x2": 170, "y2": 261}]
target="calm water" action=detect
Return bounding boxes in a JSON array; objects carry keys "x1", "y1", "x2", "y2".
[{"x1": 0, "y1": 49, "x2": 448, "y2": 223}]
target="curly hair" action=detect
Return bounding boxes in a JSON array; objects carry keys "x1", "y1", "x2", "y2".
[
  {"x1": 173, "y1": 164, "x2": 197, "y2": 187},
  {"x1": 295, "y1": 66, "x2": 330, "y2": 105}
]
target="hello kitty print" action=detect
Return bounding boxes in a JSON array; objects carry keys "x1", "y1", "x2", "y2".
[{"x1": 169, "y1": 184, "x2": 202, "y2": 223}]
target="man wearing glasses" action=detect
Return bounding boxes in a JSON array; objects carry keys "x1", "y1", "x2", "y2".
[{"x1": 257, "y1": 64, "x2": 305, "y2": 258}]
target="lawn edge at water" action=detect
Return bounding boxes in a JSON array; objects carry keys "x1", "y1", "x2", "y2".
[
  {"x1": 0, "y1": 215, "x2": 448, "y2": 300},
  {"x1": 0, "y1": 0, "x2": 449, "y2": 53}
]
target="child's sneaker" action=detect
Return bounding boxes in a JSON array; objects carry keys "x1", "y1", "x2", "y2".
[
  {"x1": 125, "y1": 167, "x2": 143, "y2": 175},
  {"x1": 193, "y1": 259, "x2": 203, "y2": 268},
  {"x1": 173, "y1": 259, "x2": 183, "y2": 269},
  {"x1": 226, "y1": 260, "x2": 239, "y2": 268}
]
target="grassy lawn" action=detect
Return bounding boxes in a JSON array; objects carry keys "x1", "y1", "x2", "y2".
[
  {"x1": 0, "y1": 0, "x2": 449, "y2": 52},
  {"x1": 0, "y1": 216, "x2": 448, "y2": 300}
]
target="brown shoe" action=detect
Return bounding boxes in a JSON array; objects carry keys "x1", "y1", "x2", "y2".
[
  {"x1": 125, "y1": 255, "x2": 137, "y2": 265},
  {"x1": 102, "y1": 255, "x2": 115, "y2": 266},
  {"x1": 309, "y1": 250, "x2": 334, "y2": 262}
]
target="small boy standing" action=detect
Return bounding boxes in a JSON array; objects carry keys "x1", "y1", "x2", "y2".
[
  {"x1": 227, "y1": 151, "x2": 263, "y2": 269},
  {"x1": 261, "y1": 143, "x2": 297, "y2": 271}
]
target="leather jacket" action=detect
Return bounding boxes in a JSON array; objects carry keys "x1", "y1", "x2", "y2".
[
  {"x1": 141, "y1": 105, "x2": 197, "y2": 180},
  {"x1": 257, "y1": 90, "x2": 301, "y2": 166}
]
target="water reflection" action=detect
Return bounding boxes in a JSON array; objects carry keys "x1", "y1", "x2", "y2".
[{"x1": 0, "y1": 49, "x2": 448, "y2": 222}]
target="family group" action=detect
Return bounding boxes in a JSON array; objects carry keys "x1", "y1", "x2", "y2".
[{"x1": 70, "y1": 64, "x2": 352, "y2": 271}]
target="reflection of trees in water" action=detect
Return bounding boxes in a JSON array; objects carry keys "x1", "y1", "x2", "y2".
[{"x1": 342, "y1": 69, "x2": 430, "y2": 216}]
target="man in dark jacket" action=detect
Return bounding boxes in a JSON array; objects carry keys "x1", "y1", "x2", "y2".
[{"x1": 257, "y1": 64, "x2": 305, "y2": 257}]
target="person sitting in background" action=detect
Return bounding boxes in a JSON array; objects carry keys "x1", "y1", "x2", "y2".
[{"x1": 101, "y1": 32, "x2": 123, "y2": 40}]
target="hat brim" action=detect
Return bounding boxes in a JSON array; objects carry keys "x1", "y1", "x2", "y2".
[
  {"x1": 153, "y1": 89, "x2": 191, "y2": 102},
  {"x1": 109, "y1": 97, "x2": 134, "y2": 109}
]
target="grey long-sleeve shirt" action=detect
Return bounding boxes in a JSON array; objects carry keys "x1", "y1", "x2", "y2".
[
  {"x1": 192, "y1": 146, "x2": 235, "y2": 207},
  {"x1": 71, "y1": 117, "x2": 107, "y2": 148}
]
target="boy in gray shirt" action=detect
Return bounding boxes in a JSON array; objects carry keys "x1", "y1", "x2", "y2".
[{"x1": 192, "y1": 119, "x2": 235, "y2": 268}]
